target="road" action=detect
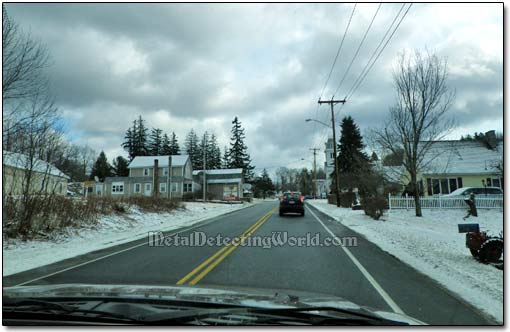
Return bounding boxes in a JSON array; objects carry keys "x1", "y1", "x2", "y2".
[{"x1": 3, "y1": 201, "x2": 495, "y2": 325}]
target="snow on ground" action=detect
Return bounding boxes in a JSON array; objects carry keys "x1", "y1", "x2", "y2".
[
  {"x1": 308, "y1": 199, "x2": 503, "y2": 323},
  {"x1": 3, "y1": 202, "x2": 254, "y2": 277}
]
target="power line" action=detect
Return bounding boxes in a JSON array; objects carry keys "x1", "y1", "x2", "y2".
[
  {"x1": 342, "y1": 3, "x2": 406, "y2": 101},
  {"x1": 318, "y1": 3, "x2": 357, "y2": 100},
  {"x1": 332, "y1": 3, "x2": 382, "y2": 98},
  {"x1": 345, "y1": 3, "x2": 413, "y2": 101}
]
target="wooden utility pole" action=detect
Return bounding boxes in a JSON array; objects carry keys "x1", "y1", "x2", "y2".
[
  {"x1": 203, "y1": 133, "x2": 207, "y2": 202},
  {"x1": 318, "y1": 98, "x2": 346, "y2": 207},
  {"x1": 309, "y1": 148, "x2": 319, "y2": 198}
]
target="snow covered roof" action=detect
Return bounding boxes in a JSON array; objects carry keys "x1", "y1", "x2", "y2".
[
  {"x1": 3, "y1": 151, "x2": 70, "y2": 179},
  {"x1": 421, "y1": 140, "x2": 502, "y2": 176},
  {"x1": 128, "y1": 155, "x2": 189, "y2": 168},
  {"x1": 192, "y1": 168, "x2": 243, "y2": 176},
  {"x1": 206, "y1": 178, "x2": 242, "y2": 184}
]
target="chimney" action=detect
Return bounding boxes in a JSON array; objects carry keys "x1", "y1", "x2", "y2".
[
  {"x1": 485, "y1": 130, "x2": 497, "y2": 150},
  {"x1": 153, "y1": 159, "x2": 159, "y2": 197}
]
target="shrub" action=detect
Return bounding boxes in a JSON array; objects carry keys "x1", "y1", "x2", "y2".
[
  {"x1": 363, "y1": 196, "x2": 387, "y2": 220},
  {"x1": 328, "y1": 192, "x2": 356, "y2": 208}
]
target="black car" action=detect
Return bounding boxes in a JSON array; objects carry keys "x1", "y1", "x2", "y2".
[{"x1": 279, "y1": 191, "x2": 305, "y2": 216}]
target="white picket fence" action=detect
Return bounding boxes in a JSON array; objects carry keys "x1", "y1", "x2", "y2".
[{"x1": 388, "y1": 194, "x2": 503, "y2": 210}]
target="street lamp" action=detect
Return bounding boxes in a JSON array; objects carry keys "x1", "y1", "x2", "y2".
[{"x1": 305, "y1": 118, "x2": 332, "y2": 128}]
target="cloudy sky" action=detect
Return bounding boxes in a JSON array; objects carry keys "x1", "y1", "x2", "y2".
[{"x1": 6, "y1": 3, "x2": 503, "y2": 174}]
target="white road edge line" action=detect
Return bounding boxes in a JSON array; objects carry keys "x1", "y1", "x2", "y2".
[
  {"x1": 306, "y1": 206, "x2": 405, "y2": 315},
  {"x1": 11, "y1": 205, "x2": 259, "y2": 287}
]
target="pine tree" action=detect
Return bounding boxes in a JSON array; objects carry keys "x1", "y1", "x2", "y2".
[
  {"x1": 333, "y1": 116, "x2": 370, "y2": 191},
  {"x1": 90, "y1": 151, "x2": 112, "y2": 181},
  {"x1": 208, "y1": 134, "x2": 222, "y2": 169},
  {"x1": 185, "y1": 129, "x2": 200, "y2": 169},
  {"x1": 161, "y1": 133, "x2": 171, "y2": 155},
  {"x1": 148, "y1": 128, "x2": 163, "y2": 155},
  {"x1": 228, "y1": 117, "x2": 254, "y2": 181},
  {"x1": 113, "y1": 156, "x2": 129, "y2": 176},
  {"x1": 122, "y1": 126, "x2": 136, "y2": 161},
  {"x1": 135, "y1": 115, "x2": 149, "y2": 156},
  {"x1": 169, "y1": 132, "x2": 180, "y2": 155},
  {"x1": 222, "y1": 146, "x2": 230, "y2": 168},
  {"x1": 370, "y1": 151, "x2": 379, "y2": 162},
  {"x1": 196, "y1": 132, "x2": 209, "y2": 170}
]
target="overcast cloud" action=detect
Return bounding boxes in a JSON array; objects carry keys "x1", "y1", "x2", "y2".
[{"x1": 5, "y1": 3, "x2": 503, "y2": 174}]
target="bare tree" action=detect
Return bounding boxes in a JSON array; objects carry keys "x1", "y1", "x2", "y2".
[
  {"x1": 373, "y1": 50, "x2": 455, "y2": 216},
  {"x1": 2, "y1": 4, "x2": 50, "y2": 103}
]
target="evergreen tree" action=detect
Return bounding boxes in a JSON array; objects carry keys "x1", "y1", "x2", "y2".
[
  {"x1": 252, "y1": 168, "x2": 274, "y2": 198},
  {"x1": 196, "y1": 131, "x2": 209, "y2": 170},
  {"x1": 169, "y1": 132, "x2": 180, "y2": 155},
  {"x1": 161, "y1": 133, "x2": 171, "y2": 155},
  {"x1": 228, "y1": 117, "x2": 254, "y2": 181},
  {"x1": 370, "y1": 151, "x2": 379, "y2": 162},
  {"x1": 122, "y1": 126, "x2": 135, "y2": 161},
  {"x1": 333, "y1": 116, "x2": 370, "y2": 191},
  {"x1": 148, "y1": 128, "x2": 163, "y2": 155},
  {"x1": 208, "y1": 134, "x2": 222, "y2": 169},
  {"x1": 185, "y1": 129, "x2": 200, "y2": 169},
  {"x1": 222, "y1": 145, "x2": 230, "y2": 168},
  {"x1": 113, "y1": 156, "x2": 129, "y2": 177},
  {"x1": 90, "y1": 151, "x2": 112, "y2": 181}
]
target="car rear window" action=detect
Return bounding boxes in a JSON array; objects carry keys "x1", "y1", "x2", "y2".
[{"x1": 284, "y1": 193, "x2": 300, "y2": 200}]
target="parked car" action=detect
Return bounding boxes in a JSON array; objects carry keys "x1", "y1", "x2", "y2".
[
  {"x1": 279, "y1": 191, "x2": 305, "y2": 216},
  {"x1": 443, "y1": 187, "x2": 503, "y2": 197}
]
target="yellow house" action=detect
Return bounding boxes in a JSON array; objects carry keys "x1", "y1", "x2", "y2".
[
  {"x1": 382, "y1": 138, "x2": 503, "y2": 196},
  {"x1": 3, "y1": 151, "x2": 70, "y2": 196}
]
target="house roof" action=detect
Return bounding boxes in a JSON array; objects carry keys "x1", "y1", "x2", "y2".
[
  {"x1": 421, "y1": 140, "x2": 502, "y2": 176},
  {"x1": 206, "y1": 178, "x2": 243, "y2": 184},
  {"x1": 128, "y1": 155, "x2": 189, "y2": 168},
  {"x1": 3, "y1": 151, "x2": 70, "y2": 179},
  {"x1": 192, "y1": 168, "x2": 243, "y2": 176}
]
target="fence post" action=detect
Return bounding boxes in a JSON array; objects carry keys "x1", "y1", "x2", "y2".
[
  {"x1": 439, "y1": 196, "x2": 442, "y2": 208},
  {"x1": 388, "y1": 193, "x2": 391, "y2": 210},
  {"x1": 405, "y1": 193, "x2": 409, "y2": 210}
]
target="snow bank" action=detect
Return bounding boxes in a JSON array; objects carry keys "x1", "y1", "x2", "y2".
[
  {"x1": 3, "y1": 202, "x2": 253, "y2": 276},
  {"x1": 308, "y1": 199, "x2": 503, "y2": 323}
]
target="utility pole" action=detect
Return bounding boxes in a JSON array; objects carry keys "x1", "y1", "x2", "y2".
[
  {"x1": 318, "y1": 97, "x2": 346, "y2": 207},
  {"x1": 203, "y1": 133, "x2": 207, "y2": 202},
  {"x1": 309, "y1": 148, "x2": 319, "y2": 199}
]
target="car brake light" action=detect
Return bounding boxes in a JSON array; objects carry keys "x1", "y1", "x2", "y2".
[
  {"x1": 300, "y1": 195, "x2": 304, "y2": 203},
  {"x1": 280, "y1": 195, "x2": 285, "y2": 202}
]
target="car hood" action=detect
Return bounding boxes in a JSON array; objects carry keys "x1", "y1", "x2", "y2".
[{"x1": 3, "y1": 283, "x2": 425, "y2": 325}]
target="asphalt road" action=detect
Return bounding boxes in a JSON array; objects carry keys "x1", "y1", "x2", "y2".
[{"x1": 3, "y1": 201, "x2": 495, "y2": 325}]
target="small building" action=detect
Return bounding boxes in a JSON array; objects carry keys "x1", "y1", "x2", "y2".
[
  {"x1": 192, "y1": 168, "x2": 244, "y2": 201},
  {"x1": 3, "y1": 151, "x2": 70, "y2": 196},
  {"x1": 103, "y1": 155, "x2": 193, "y2": 198}
]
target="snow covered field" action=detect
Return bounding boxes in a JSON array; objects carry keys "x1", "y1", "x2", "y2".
[
  {"x1": 308, "y1": 199, "x2": 503, "y2": 323},
  {"x1": 3, "y1": 202, "x2": 254, "y2": 276}
]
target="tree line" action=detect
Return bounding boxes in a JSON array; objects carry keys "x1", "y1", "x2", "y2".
[{"x1": 118, "y1": 115, "x2": 255, "y2": 182}]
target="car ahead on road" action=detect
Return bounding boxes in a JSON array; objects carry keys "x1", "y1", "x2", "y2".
[
  {"x1": 279, "y1": 191, "x2": 305, "y2": 216},
  {"x1": 3, "y1": 284, "x2": 425, "y2": 325},
  {"x1": 443, "y1": 187, "x2": 503, "y2": 197}
]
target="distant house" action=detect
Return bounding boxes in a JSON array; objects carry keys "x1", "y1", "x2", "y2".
[
  {"x1": 192, "y1": 168, "x2": 244, "y2": 200},
  {"x1": 103, "y1": 155, "x2": 193, "y2": 198},
  {"x1": 3, "y1": 151, "x2": 70, "y2": 196},
  {"x1": 381, "y1": 131, "x2": 503, "y2": 196}
]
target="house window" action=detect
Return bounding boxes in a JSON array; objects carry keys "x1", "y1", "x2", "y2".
[
  {"x1": 486, "y1": 178, "x2": 492, "y2": 187},
  {"x1": 184, "y1": 183, "x2": 192, "y2": 192},
  {"x1": 171, "y1": 183, "x2": 178, "y2": 192},
  {"x1": 159, "y1": 183, "x2": 167, "y2": 193},
  {"x1": 426, "y1": 178, "x2": 432, "y2": 196},
  {"x1": 457, "y1": 177, "x2": 463, "y2": 188},
  {"x1": 432, "y1": 179, "x2": 440, "y2": 195},
  {"x1": 112, "y1": 182, "x2": 124, "y2": 194},
  {"x1": 449, "y1": 178, "x2": 457, "y2": 192},
  {"x1": 492, "y1": 178, "x2": 501, "y2": 188},
  {"x1": 163, "y1": 168, "x2": 169, "y2": 176},
  {"x1": 143, "y1": 168, "x2": 150, "y2": 176},
  {"x1": 134, "y1": 183, "x2": 141, "y2": 193},
  {"x1": 440, "y1": 179, "x2": 449, "y2": 194},
  {"x1": 59, "y1": 182, "x2": 63, "y2": 194}
]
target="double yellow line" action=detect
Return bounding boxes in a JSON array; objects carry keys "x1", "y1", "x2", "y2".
[{"x1": 176, "y1": 207, "x2": 277, "y2": 286}]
